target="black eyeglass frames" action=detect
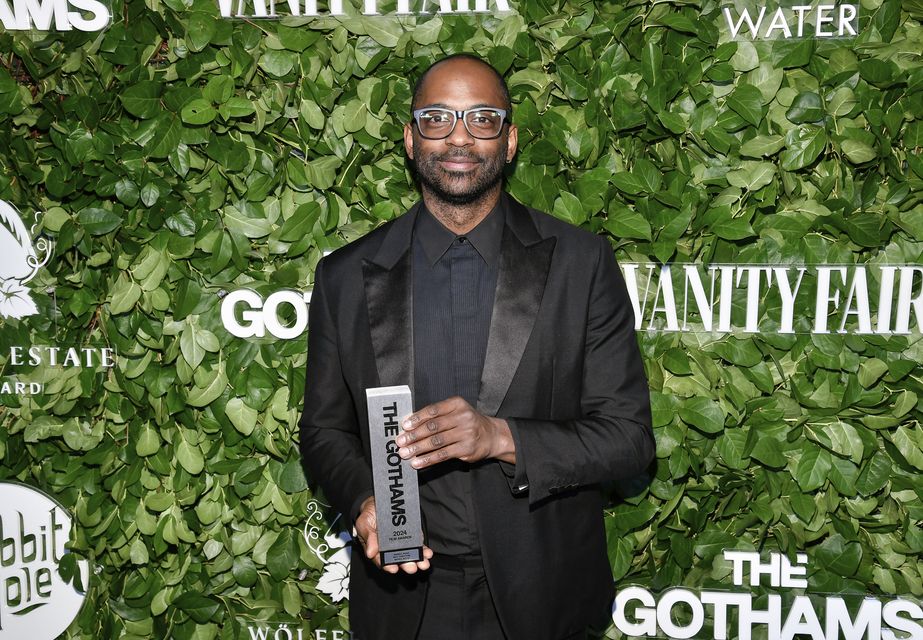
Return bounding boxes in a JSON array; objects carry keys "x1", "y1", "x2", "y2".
[{"x1": 411, "y1": 107, "x2": 509, "y2": 140}]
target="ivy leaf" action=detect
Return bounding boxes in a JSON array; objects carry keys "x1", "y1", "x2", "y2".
[
  {"x1": 726, "y1": 162, "x2": 776, "y2": 191},
  {"x1": 895, "y1": 208, "x2": 923, "y2": 240},
  {"x1": 678, "y1": 397, "x2": 727, "y2": 434},
  {"x1": 120, "y1": 81, "x2": 162, "y2": 119},
  {"x1": 781, "y1": 126, "x2": 826, "y2": 171},
  {"x1": 225, "y1": 397, "x2": 258, "y2": 436},
  {"x1": 187, "y1": 368, "x2": 228, "y2": 407},
  {"x1": 716, "y1": 429, "x2": 749, "y2": 469},
  {"x1": 270, "y1": 458, "x2": 308, "y2": 493},
  {"x1": 219, "y1": 97, "x2": 255, "y2": 119},
  {"x1": 710, "y1": 338, "x2": 762, "y2": 366},
  {"x1": 609, "y1": 502, "x2": 658, "y2": 529},
  {"x1": 173, "y1": 592, "x2": 219, "y2": 624},
  {"x1": 841, "y1": 139, "x2": 877, "y2": 164},
  {"x1": 633, "y1": 159, "x2": 662, "y2": 193},
  {"x1": 279, "y1": 202, "x2": 321, "y2": 242},
  {"x1": 805, "y1": 421, "x2": 864, "y2": 464},
  {"x1": 815, "y1": 534, "x2": 862, "y2": 578},
  {"x1": 751, "y1": 438, "x2": 787, "y2": 468},
  {"x1": 181, "y1": 99, "x2": 217, "y2": 125},
  {"x1": 793, "y1": 447, "x2": 832, "y2": 491},
  {"x1": 224, "y1": 205, "x2": 272, "y2": 238},
  {"x1": 176, "y1": 438, "x2": 205, "y2": 475},
  {"x1": 136, "y1": 426, "x2": 160, "y2": 457},
  {"x1": 282, "y1": 582, "x2": 301, "y2": 617},
  {"x1": 740, "y1": 134, "x2": 784, "y2": 158},
  {"x1": 78, "y1": 207, "x2": 121, "y2": 235},
  {"x1": 726, "y1": 84, "x2": 764, "y2": 127},
  {"x1": 888, "y1": 427, "x2": 923, "y2": 471},
  {"x1": 259, "y1": 50, "x2": 297, "y2": 78},
  {"x1": 185, "y1": 12, "x2": 217, "y2": 52},
  {"x1": 129, "y1": 538, "x2": 149, "y2": 565},
  {"x1": 858, "y1": 358, "x2": 888, "y2": 388},
  {"x1": 611, "y1": 172, "x2": 646, "y2": 195},
  {"x1": 604, "y1": 206, "x2": 651, "y2": 241},
  {"x1": 266, "y1": 529, "x2": 299, "y2": 580},
  {"x1": 712, "y1": 218, "x2": 756, "y2": 240},
  {"x1": 786, "y1": 91, "x2": 824, "y2": 124},
  {"x1": 359, "y1": 18, "x2": 403, "y2": 47},
  {"x1": 299, "y1": 100, "x2": 325, "y2": 130},
  {"x1": 146, "y1": 113, "x2": 183, "y2": 159},
  {"x1": 204, "y1": 76, "x2": 234, "y2": 104},
  {"x1": 304, "y1": 157, "x2": 342, "y2": 190},
  {"x1": 232, "y1": 556, "x2": 258, "y2": 587},
  {"x1": 140, "y1": 183, "x2": 160, "y2": 207},
  {"x1": 552, "y1": 192, "x2": 586, "y2": 225},
  {"x1": 180, "y1": 324, "x2": 206, "y2": 369},
  {"x1": 411, "y1": 17, "x2": 443, "y2": 45},
  {"x1": 109, "y1": 276, "x2": 142, "y2": 315}
]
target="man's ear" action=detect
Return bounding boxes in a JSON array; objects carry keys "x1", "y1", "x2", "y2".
[
  {"x1": 404, "y1": 122, "x2": 415, "y2": 160},
  {"x1": 506, "y1": 123, "x2": 518, "y2": 163}
]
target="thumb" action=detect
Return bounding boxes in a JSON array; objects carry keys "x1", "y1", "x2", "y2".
[{"x1": 364, "y1": 503, "x2": 378, "y2": 532}]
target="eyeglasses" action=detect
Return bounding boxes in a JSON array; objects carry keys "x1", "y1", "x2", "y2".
[{"x1": 411, "y1": 107, "x2": 508, "y2": 140}]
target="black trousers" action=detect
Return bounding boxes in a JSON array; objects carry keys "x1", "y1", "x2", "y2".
[
  {"x1": 415, "y1": 554, "x2": 589, "y2": 640},
  {"x1": 416, "y1": 554, "x2": 506, "y2": 640}
]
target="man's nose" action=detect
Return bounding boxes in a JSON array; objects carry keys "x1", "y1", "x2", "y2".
[{"x1": 445, "y1": 117, "x2": 475, "y2": 147}]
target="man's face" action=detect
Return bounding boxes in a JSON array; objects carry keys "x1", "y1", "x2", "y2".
[{"x1": 403, "y1": 59, "x2": 518, "y2": 206}]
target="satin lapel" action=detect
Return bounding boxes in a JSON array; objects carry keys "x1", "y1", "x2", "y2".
[
  {"x1": 361, "y1": 209, "x2": 418, "y2": 391},
  {"x1": 477, "y1": 224, "x2": 556, "y2": 417}
]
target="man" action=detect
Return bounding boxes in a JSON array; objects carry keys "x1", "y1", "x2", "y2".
[{"x1": 299, "y1": 54, "x2": 654, "y2": 640}]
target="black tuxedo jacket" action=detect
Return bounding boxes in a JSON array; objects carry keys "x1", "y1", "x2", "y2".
[{"x1": 299, "y1": 194, "x2": 654, "y2": 640}]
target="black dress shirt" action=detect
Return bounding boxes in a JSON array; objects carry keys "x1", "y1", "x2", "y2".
[{"x1": 412, "y1": 201, "x2": 503, "y2": 555}]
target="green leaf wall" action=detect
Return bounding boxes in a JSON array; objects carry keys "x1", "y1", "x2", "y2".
[{"x1": 1, "y1": 0, "x2": 922, "y2": 638}]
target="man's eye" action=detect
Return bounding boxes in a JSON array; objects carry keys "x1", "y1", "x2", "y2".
[
  {"x1": 424, "y1": 113, "x2": 450, "y2": 124},
  {"x1": 470, "y1": 113, "x2": 500, "y2": 128}
]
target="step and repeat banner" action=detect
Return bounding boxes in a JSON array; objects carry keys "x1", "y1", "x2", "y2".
[{"x1": 1, "y1": 0, "x2": 922, "y2": 638}]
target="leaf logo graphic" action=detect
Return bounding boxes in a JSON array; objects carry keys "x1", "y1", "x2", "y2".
[
  {"x1": 0, "y1": 200, "x2": 53, "y2": 320},
  {"x1": 303, "y1": 500, "x2": 352, "y2": 603}
]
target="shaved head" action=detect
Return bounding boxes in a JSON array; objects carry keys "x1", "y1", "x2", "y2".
[{"x1": 411, "y1": 54, "x2": 512, "y2": 115}]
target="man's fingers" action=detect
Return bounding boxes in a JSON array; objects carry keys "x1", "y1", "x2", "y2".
[
  {"x1": 399, "y1": 561, "x2": 421, "y2": 574},
  {"x1": 364, "y1": 507, "x2": 378, "y2": 531},
  {"x1": 393, "y1": 545, "x2": 434, "y2": 574},
  {"x1": 364, "y1": 534, "x2": 379, "y2": 561},
  {"x1": 409, "y1": 442, "x2": 470, "y2": 469},
  {"x1": 397, "y1": 418, "x2": 442, "y2": 446},
  {"x1": 401, "y1": 396, "x2": 465, "y2": 433},
  {"x1": 398, "y1": 425, "x2": 459, "y2": 459}
]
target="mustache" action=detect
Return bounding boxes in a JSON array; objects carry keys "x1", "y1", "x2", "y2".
[{"x1": 433, "y1": 151, "x2": 482, "y2": 162}]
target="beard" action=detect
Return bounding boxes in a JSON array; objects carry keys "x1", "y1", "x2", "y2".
[{"x1": 412, "y1": 138, "x2": 507, "y2": 207}]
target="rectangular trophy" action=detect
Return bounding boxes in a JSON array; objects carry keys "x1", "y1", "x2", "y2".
[{"x1": 366, "y1": 385, "x2": 424, "y2": 565}]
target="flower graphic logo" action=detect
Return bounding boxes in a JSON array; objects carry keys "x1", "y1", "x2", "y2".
[
  {"x1": 303, "y1": 501, "x2": 352, "y2": 602},
  {"x1": 0, "y1": 200, "x2": 52, "y2": 320}
]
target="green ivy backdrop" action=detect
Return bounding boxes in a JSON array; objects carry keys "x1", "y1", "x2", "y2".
[{"x1": 1, "y1": 0, "x2": 922, "y2": 637}]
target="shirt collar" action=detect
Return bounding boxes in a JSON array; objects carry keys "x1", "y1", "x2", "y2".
[{"x1": 415, "y1": 197, "x2": 506, "y2": 267}]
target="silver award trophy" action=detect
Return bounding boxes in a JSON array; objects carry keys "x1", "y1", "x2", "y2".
[{"x1": 366, "y1": 385, "x2": 423, "y2": 565}]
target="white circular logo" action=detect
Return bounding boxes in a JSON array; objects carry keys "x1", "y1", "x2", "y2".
[{"x1": 0, "y1": 482, "x2": 88, "y2": 640}]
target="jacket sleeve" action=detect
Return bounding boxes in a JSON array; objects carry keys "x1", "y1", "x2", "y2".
[
  {"x1": 299, "y1": 258, "x2": 374, "y2": 526},
  {"x1": 505, "y1": 235, "x2": 654, "y2": 506}
]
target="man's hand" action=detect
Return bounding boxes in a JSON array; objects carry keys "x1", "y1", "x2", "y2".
[
  {"x1": 396, "y1": 396, "x2": 516, "y2": 469},
  {"x1": 353, "y1": 497, "x2": 433, "y2": 575}
]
